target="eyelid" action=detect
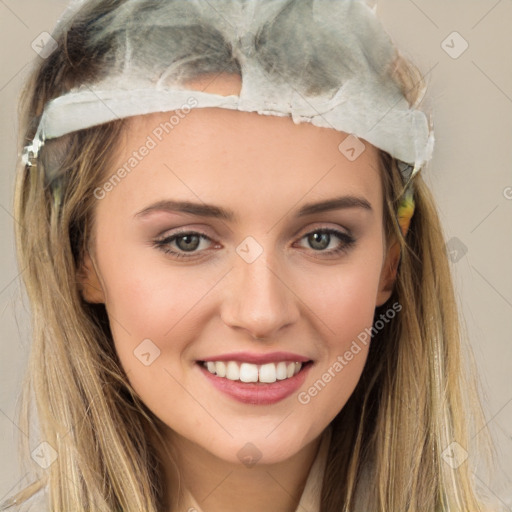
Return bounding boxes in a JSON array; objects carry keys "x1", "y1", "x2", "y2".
[{"x1": 293, "y1": 221, "x2": 353, "y2": 239}]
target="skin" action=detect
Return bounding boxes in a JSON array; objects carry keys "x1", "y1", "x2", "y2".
[{"x1": 79, "y1": 73, "x2": 400, "y2": 512}]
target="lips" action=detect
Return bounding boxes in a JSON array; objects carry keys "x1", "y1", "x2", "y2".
[{"x1": 196, "y1": 351, "x2": 314, "y2": 405}]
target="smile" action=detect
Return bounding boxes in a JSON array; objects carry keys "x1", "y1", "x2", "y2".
[
  {"x1": 196, "y1": 357, "x2": 314, "y2": 405},
  {"x1": 202, "y1": 360, "x2": 303, "y2": 383}
]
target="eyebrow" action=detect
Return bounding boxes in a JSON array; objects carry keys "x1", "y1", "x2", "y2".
[{"x1": 134, "y1": 195, "x2": 372, "y2": 221}]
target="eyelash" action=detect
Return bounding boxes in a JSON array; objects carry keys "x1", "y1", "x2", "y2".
[{"x1": 153, "y1": 228, "x2": 356, "y2": 260}]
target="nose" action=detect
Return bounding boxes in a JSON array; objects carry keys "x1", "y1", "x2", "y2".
[{"x1": 220, "y1": 248, "x2": 300, "y2": 340}]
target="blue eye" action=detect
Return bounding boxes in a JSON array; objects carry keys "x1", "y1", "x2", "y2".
[{"x1": 153, "y1": 228, "x2": 356, "y2": 259}]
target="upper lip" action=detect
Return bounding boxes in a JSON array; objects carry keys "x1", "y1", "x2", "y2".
[{"x1": 199, "y1": 351, "x2": 311, "y2": 364}]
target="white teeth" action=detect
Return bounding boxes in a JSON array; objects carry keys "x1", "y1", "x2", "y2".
[
  {"x1": 226, "y1": 361, "x2": 239, "y2": 381},
  {"x1": 239, "y1": 363, "x2": 259, "y2": 383},
  {"x1": 276, "y1": 362, "x2": 288, "y2": 380},
  {"x1": 202, "y1": 360, "x2": 304, "y2": 383},
  {"x1": 259, "y1": 363, "x2": 277, "y2": 383},
  {"x1": 215, "y1": 361, "x2": 226, "y2": 377}
]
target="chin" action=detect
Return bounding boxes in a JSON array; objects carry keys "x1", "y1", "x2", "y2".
[{"x1": 198, "y1": 424, "x2": 320, "y2": 467}]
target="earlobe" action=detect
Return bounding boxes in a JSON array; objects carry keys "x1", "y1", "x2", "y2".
[
  {"x1": 77, "y1": 251, "x2": 106, "y2": 304},
  {"x1": 376, "y1": 240, "x2": 401, "y2": 307}
]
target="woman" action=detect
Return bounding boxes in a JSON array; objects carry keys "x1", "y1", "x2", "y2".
[{"x1": 2, "y1": 0, "x2": 499, "y2": 510}]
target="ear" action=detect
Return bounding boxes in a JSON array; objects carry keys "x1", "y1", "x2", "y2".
[
  {"x1": 77, "y1": 250, "x2": 106, "y2": 304},
  {"x1": 375, "y1": 240, "x2": 401, "y2": 307}
]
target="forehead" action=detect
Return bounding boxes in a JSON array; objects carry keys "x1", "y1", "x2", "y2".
[{"x1": 110, "y1": 73, "x2": 383, "y2": 217}]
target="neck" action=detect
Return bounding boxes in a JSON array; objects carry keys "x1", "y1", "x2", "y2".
[{"x1": 162, "y1": 431, "x2": 324, "y2": 512}]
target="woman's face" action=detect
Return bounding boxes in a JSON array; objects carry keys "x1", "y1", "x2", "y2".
[{"x1": 80, "y1": 74, "x2": 398, "y2": 466}]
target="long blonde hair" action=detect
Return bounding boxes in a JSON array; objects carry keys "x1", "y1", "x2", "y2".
[{"x1": 5, "y1": 1, "x2": 498, "y2": 510}]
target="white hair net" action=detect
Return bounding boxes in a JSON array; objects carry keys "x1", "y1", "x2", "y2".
[{"x1": 23, "y1": 0, "x2": 434, "y2": 185}]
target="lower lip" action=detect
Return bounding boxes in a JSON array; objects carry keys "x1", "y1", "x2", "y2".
[{"x1": 197, "y1": 362, "x2": 312, "y2": 405}]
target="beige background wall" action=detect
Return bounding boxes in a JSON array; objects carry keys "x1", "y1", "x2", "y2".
[{"x1": 1, "y1": 0, "x2": 511, "y2": 507}]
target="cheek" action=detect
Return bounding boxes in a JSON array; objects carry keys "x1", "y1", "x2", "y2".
[
  {"x1": 312, "y1": 270, "x2": 378, "y2": 329},
  {"x1": 101, "y1": 261, "x2": 210, "y2": 417},
  {"x1": 101, "y1": 257, "x2": 213, "y2": 368},
  {"x1": 90, "y1": 227, "x2": 190, "y2": 375},
  {"x1": 295, "y1": 253, "x2": 383, "y2": 345},
  {"x1": 291, "y1": 256, "x2": 382, "y2": 414}
]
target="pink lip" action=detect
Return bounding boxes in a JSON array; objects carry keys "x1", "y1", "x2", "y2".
[
  {"x1": 199, "y1": 351, "x2": 311, "y2": 364},
  {"x1": 197, "y1": 361, "x2": 313, "y2": 405}
]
